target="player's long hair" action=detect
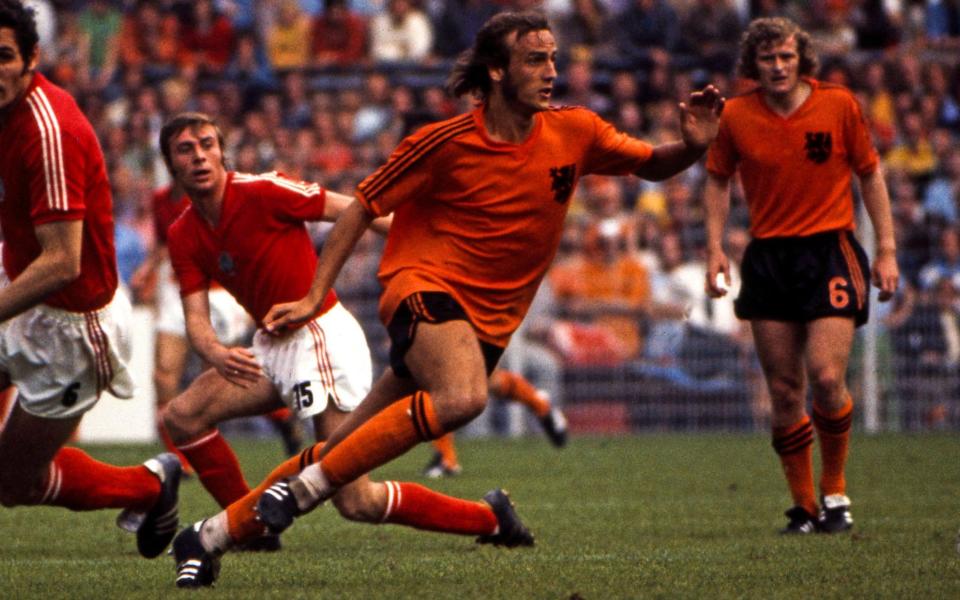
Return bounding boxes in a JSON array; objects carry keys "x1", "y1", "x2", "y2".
[
  {"x1": 446, "y1": 11, "x2": 551, "y2": 101},
  {"x1": 159, "y1": 112, "x2": 228, "y2": 173},
  {"x1": 736, "y1": 17, "x2": 819, "y2": 80},
  {"x1": 0, "y1": 0, "x2": 38, "y2": 74}
]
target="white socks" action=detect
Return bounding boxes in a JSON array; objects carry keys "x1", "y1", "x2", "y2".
[
  {"x1": 199, "y1": 512, "x2": 232, "y2": 555},
  {"x1": 294, "y1": 463, "x2": 333, "y2": 511}
]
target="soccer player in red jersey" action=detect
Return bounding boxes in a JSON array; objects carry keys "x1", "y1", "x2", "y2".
[
  {"x1": 158, "y1": 113, "x2": 532, "y2": 587},
  {"x1": 0, "y1": 0, "x2": 180, "y2": 559},
  {"x1": 703, "y1": 18, "x2": 900, "y2": 534},
  {"x1": 248, "y1": 10, "x2": 723, "y2": 549},
  {"x1": 131, "y1": 183, "x2": 301, "y2": 475}
]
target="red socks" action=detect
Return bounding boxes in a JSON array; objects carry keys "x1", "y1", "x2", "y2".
[
  {"x1": 178, "y1": 430, "x2": 250, "y2": 508},
  {"x1": 41, "y1": 447, "x2": 159, "y2": 512}
]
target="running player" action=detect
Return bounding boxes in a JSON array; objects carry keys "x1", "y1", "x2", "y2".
[
  {"x1": 250, "y1": 9, "x2": 721, "y2": 552},
  {"x1": 0, "y1": 0, "x2": 179, "y2": 559},
  {"x1": 703, "y1": 17, "x2": 899, "y2": 533},
  {"x1": 156, "y1": 113, "x2": 532, "y2": 586}
]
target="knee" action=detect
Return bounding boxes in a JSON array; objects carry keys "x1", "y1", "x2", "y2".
[
  {"x1": 153, "y1": 368, "x2": 179, "y2": 400},
  {"x1": 161, "y1": 395, "x2": 207, "y2": 441},
  {"x1": 766, "y1": 375, "x2": 804, "y2": 406},
  {"x1": 331, "y1": 482, "x2": 386, "y2": 523},
  {"x1": 809, "y1": 368, "x2": 845, "y2": 400},
  {"x1": 434, "y1": 389, "x2": 487, "y2": 431}
]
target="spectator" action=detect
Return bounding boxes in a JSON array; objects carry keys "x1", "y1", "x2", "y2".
[
  {"x1": 851, "y1": 0, "x2": 901, "y2": 50},
  {"x1": 679, "y1": 0, "x2": 742, "y2": 73},
  {"x1": 116, "y1": 0, "x2": 182, "y2": 81},
  {"x1": 180, "y1": 0, "x2": 236, "y2": 75},
  {"x1": 555, "y1": 58, "x2": 612, "y2": 114},
  {"x1": 924, "y1": 147, "x2": 960, "y2": 226},
  {"x1": 885, "y1": 111, "x2": 937, "y2": 186},
  {"x1": 311, "y1": 0, "x2": 369, "y2": 68},
  {"x1": 551, "y1": 0, "x2": 607, "y2": 61},
  {"x1": 612, "y1": 0, "x2": 680, "y2": 69},
  {"x1": 370, "y1": 0, "x2": 433, "y2": 62},
  {"x1": 223, "y1": 31, "x2": 277, "y2": 107},
  {"x1": 77, "y1": 0, "x2": 122, "y2": 90},
  {"x1": 918, "y1": 227, "x2": 960, "y2": 292},
  {"x1": 265, "y1": 0, "x2": 311, "y2": 71},
  {"x1": 433, "y1": 0, "x2": 500, "y2": 59}
]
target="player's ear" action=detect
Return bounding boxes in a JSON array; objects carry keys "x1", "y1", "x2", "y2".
[
  {"x1": 23, "y1": 45, "x2": 39, "y2": 75},
  {"x1": 488, "y1": 65, "x2": 504, "y2": 84}
]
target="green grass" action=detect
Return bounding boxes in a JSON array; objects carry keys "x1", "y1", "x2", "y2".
[{"x1": 1, "y1": 434, "x2": 958, "y2": 599}]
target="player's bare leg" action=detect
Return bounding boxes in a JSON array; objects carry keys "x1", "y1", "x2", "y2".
[
  {"x1": 806, "y1": 316, "x2": 857, "y2": 532},
  {"x1": 751, "y1": 320, "x2": 818, "y2": 533},
  {"x1": 154, "y1": 331, "x2": 192, "y2": 474}
]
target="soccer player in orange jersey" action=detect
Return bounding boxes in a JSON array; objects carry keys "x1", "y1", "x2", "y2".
[
  {"x1": 703, "y1": 18, "x2": 899, "y2": 534},
  {"x1": 244, "y1": 9, "x2": 722, "y2": 545}
]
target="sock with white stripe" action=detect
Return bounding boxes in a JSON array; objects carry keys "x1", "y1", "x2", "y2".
[
  {"x1": 178, "y1": 429, "x2": 250, "y2": 508},
  {"x1": 381, "y1": 481, "x2": 498, "y2": 535},
  {"x1": 41, "y1": 447, "x2": 160, "y2": 511}
]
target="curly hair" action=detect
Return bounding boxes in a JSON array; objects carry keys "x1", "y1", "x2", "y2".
[
  {"x1": 0, "y1": 0, "x2": 38, "y2": 73},
  {"x1": 159, "y1": 112, "x2": 227, "y2": 173},
  {"x1": 736, "y1": 17, "x2": 819, "y2": 81},
  {"x1": 445, "y1": 11, "x2": 551, "y2": 101}
]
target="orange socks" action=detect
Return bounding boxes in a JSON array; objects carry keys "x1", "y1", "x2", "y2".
[
  {"x1": 382, "y1": 481, "x2": 496, "y2": 535},
  {"x1": 178, "y1": 430, "x2": 250, "y2": 508},
  {"x1": 226, "y1": 443, "x2": 325, "y2": 543},
  {"x1": 772, "y1": 416, "x2": 816, "y2": 515},
  {"x1": 814, "y1": 397, "x2": 853, "y2": 497},
  {"x1": 431, "y1": 432, "x2": 459, "y2": 469},
  {"x1": 322, "y1": 391, "x2": 444, "y2": 487},
  {"x1": 41, "y1": 447, "x2": 160, "y2": 512},
  {"x1": 490, "y1": 370, "x2": 549, "y2": 417}
]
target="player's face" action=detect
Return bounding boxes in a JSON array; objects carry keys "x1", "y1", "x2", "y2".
[
  {"x1": 168, "y1": 124, "x2": 226, "y2": 195},
  {"x1": 0, "y1": 27, "x2": 37, "y2": 113},
  {"x1": 755, "y1": 36, "x2": 801, "y2": 98},
  {"x1": 500, "y1": 29, "x2": 558, "y2": 115}
]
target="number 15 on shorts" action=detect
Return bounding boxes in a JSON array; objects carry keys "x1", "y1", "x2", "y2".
[{"x1": 293, "y1": 381, "x2": 314, "y2": 410}]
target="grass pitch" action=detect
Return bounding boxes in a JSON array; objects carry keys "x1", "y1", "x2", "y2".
[{"x1": 0, "y1": 433, "x2": 958, "y2": 599}]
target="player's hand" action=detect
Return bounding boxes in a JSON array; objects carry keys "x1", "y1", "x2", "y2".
[
  {"x1": 705, "y1": 249, "x2": 731, "y2": 298},
  {"x1": 679, "y1": 85, "x2": 725, "y2": 150},
  {"x1": 216, "y1": 346, "x2": 263, "y2": 388},
  {"x1": 872, "y1": 250, "x2": 899, "y2": 302},
  {"x1": 263, "y1": 298, "x2": 317, "y2": 335}
]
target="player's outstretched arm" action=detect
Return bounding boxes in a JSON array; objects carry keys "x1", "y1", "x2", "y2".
[
  {"x1": 0, "y1": 220, "x2": 83, "y2": 324},
  {"x1": 859, "y1": 167, "x2": 899, "y2": 302},
  {"x1": 264, "y1": 200, "x2": 374, "y2": 333},
  {"x1": 183, "y1": 291, "x2": 262, "y2": 386},
  {"x1": 634, "y1": 85, "x2": 725, "y2": 181},
  {"x1": 704, "y1": 172, "x2": 732, "y2": 298},
  {"x1": 323, "y1": 191, "x2": 392, "y2": 235}
]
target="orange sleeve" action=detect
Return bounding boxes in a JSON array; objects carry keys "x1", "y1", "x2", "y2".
[
  {"x1": 844, "y1": 95, "x2": 880, "y2": 177},
  {"x1": 705, "y1": 115, "x2": 738, "y2": 177},
  {"x1": 583, "y1": 112, "x2": 654, "y2": 176}
]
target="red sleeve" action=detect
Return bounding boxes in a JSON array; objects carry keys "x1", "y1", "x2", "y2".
[
  {"x1": 705, "y1": 115, "x2": 739, "y2": 178},
  {"x1": 259, "y1": 172, "x2": 327, "y2": 222},
  {"x1": 167, "y1": 217, "x2": 209, "y2": 297},
  {"x1": 24, "y1": 121, "x2": 87, "y2": 225},
  {"x1": 844, "y1": 94, "x2": 879, "y2": 177}
]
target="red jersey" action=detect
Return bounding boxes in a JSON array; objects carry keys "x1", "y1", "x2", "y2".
[
  {"x1": 167, "y1": 172, "x2": 337, "y2": 326},
  {"x1": 0, "y1": 73, "x2": 118, "y2": 311},
  {"x1": 706, "y1": 78, "x2": 879, "y2": 238},
  {"x1": 151, "y1": 186, "x2": 189, "y2": 244},
  {"x1": 357, "y1": 106, "x2": 653, "y2": 346}
]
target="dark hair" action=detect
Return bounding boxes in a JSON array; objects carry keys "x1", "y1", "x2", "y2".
[
  {"x1": 0, "y1": 0, "x2": 38, "y2": 73},
  {"x1": 445, "y1": 11, "x2": 551, "y2": 100},
  {"x1": 159, "y1": 112, "x2": 226, "y2": 172},
  {"x1": 736, "y1": 17, "x2": 818, "y2": 80}
]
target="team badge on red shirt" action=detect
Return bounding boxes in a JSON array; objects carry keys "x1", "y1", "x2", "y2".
[{"x1": 218, "y1": 251, "x2": 236, "y2": 277}]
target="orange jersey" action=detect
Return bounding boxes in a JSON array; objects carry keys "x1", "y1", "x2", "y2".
[
  {"x1": 706, "y1": 78, "x2": 879, "y2": 238},
  {"x1": 357, "y1": 106, "x2": 654, "y2": 346}
]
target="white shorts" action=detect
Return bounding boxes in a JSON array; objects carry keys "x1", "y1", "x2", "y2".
[
  {"x1": 155, "y1": 260, "x2": 253, "y2": 345},
  {"x1": 251, "y1": 302, "x2": 371, "y2": 419},
  {"x1": 0, "y1": 280, "x2": 136, "y2": 419}
]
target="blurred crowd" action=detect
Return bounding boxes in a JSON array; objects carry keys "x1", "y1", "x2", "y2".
[{"x1": 21, "y1": 0, "x2": 960, "y2": 427}]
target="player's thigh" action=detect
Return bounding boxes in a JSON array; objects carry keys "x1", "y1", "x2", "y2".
[
  {"x1": 804, "y1": 316, "x2": 855, "y2": 389},
  {"x1": 750, "y1": 319, "x2": 806, "y2": 389},
  {"x1": 0, "y1": 401, "x2": 80, "y2": 488},
  {"x1": 154, "y1": 332, "x2": 189, "y2": 378},
  {"x1": 404, "y1": 319, "x2": 489, "y2": 398},
  {"x1": 167, "y1": 368, "x2": 279, "y2": 430}
]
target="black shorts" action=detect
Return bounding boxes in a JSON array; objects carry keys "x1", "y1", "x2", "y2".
[
  {"x1": 386, "y1": 292, "x2": 505, "y2": 379},
  {"x1": 735, "y1": 230, "x2": 871, "y2": 327}
]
